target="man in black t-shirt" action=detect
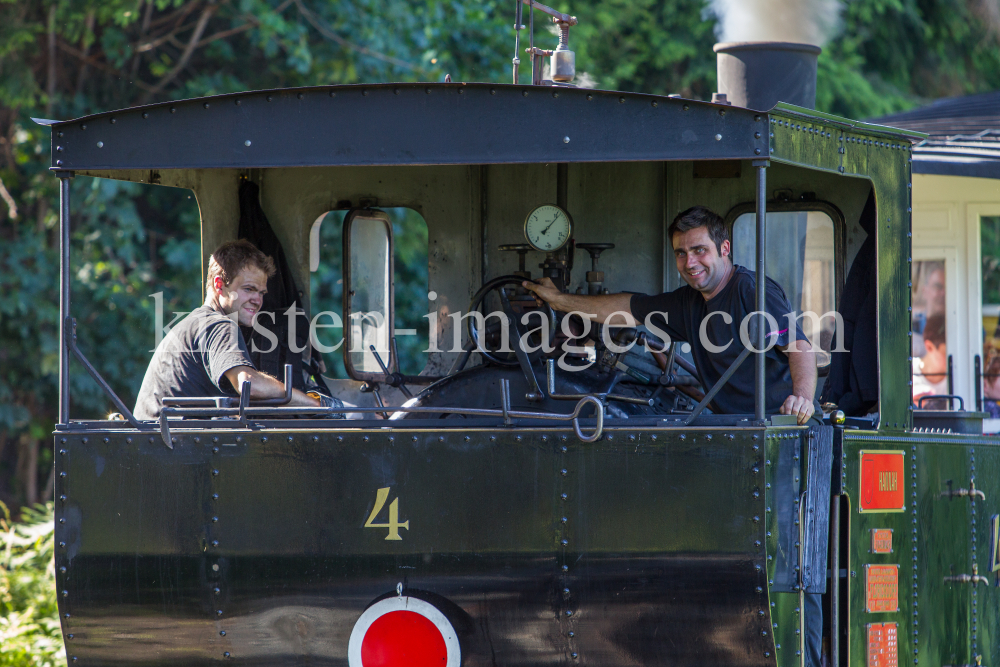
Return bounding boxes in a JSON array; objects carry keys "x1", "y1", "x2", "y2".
[
  {"x1": 524, "y1": 206, "x2": 818, "y2": 424},
  {"x1": 135, "y1": 240, "x2": 338, "y2": 420}
]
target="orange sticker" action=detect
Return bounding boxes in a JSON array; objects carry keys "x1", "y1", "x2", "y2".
[
  {"x1": 860, "y1": 451, "x2": 906, "y2": 513},
  {"x1": 866, "y1": 565, "x2": 899, "y2": 613},
  {"x1": 867, "y1": 623, "x2": 898, "y2": 667},
  {"x1": 872, "y1": 529, "x2": 893, "y2": 554}
]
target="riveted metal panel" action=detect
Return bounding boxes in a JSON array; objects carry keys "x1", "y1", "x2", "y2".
[
  {"x1": 47, "y1": 84, "x2": 769, "y2": 171},
  {"x1": 54, "y1": 426, "x2": 775, "y2": 667}
]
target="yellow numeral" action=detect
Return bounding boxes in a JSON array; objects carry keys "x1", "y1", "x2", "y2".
[{"x1": 364, "y1": 487, "x2": 410, "y2": 541}]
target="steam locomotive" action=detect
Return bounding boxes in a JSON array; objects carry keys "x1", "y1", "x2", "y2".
[{"x1": 41, "y1": 3, "x2": 998, "y2": 666}]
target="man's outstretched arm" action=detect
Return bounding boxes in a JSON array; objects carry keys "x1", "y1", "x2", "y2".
[
  {"x1": 522, "y1": 278, "x2": 635, "y2": 324},
  {"x1": 779, "y1": 338, "x2": 817, "y2": 424},
  {"x1": 224, "y1": 366, "x2": 320, "y2": 407}
]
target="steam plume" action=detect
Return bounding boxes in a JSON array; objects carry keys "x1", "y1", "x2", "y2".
[{"x1": 709, "y1": 0, "x2": 843, "y2": 46}]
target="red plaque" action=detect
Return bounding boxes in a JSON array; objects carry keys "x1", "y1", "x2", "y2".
[
  {"x1": 867, "y1": 623, "x2": 898, "y2": 667},
  {"x1": 860, "y1": 451, "x2": 906, "y2": 513},
  {"x1": 866, "y1": 565, "x2": 899, "y2": 613},
  {"x1": 872, "y1": 529, "x2": 893, "y2": 554}
]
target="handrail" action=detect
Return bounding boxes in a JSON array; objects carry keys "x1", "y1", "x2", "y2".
[{"x1": 156, "y1": 381, "x2": 605, "y2": 447}]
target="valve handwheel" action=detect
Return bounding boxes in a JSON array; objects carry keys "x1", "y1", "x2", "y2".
[{"x1": 467, "y1": 275, "x2": 557, "y2": 367}]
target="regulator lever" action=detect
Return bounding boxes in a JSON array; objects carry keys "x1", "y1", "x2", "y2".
[{"x1": 368, "y1": 344, "x2": 413, "y2": 399}]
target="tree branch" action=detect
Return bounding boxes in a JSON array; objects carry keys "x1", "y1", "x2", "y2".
[
  {"x1": 293, "y1": 0, "x2": 423, "y2": 72},
  {"x1": 57, "y1": 41, "x2": 157, "y2": 93},
  {"x1": 145, "y1": 5, "x2": 216, "y2": 95},
  {"x1": 0, "y1": 176, "x2": 18, "y2": 220}
]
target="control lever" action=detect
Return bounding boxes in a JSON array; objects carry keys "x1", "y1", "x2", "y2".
[
  {"x1": 499, "y1": 243, "x2": 534, "y2": 280},
  {"x1": 368, "y1": 344, "x2": 413, "y2": 399},
  {"x1": 360, "y1": 381, "x2": 390, "y2": 419},
  {"x1": 576, "y1": 243, "x2": 614, "y2": 295}
]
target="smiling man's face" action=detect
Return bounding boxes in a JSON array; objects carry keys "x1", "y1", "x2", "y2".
[
  {"x1": 216, "y1": 266, "x2": 268, "y2": 326},
  {"x1": 672, "y1": 226, "x2": 732, "y2": 299}
]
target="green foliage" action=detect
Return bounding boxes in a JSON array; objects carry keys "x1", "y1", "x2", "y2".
[
  {"x1": 0, "y1": 502, "x2": 65, "y2": 667},
  {"x1": 983, "y1": 217, "x2": 1000, "y2": 305}
]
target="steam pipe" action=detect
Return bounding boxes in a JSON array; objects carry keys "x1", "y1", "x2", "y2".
[
  {"x1": 754, "y1": 161, "x2": 768, "y2": 422},
  {"x1": 57, "y1": 171, "x2": 73, "y2": 425}
]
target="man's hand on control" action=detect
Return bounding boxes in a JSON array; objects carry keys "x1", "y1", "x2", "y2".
[
  {"x1": 780, "y1": 394, "x2": 815, "y2": 425},
  {"x1": 522, "y1": 277, "x2": 562, "y2": 308}
]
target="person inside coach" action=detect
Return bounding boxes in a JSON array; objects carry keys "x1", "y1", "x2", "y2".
[
  {"x1": 134, "y1": 240, "x2": 342, "y2": 420},
  {"x1": 524, "y1": 206, "x2": 820, "y2": 425}
]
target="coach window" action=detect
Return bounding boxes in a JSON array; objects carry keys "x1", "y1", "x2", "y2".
[
  {"x1": 730, "y1": 207, "x2": 841, "y2": 359},
  {"x1": 309, "y1": 207, "x2": 429, "y2": 379}
]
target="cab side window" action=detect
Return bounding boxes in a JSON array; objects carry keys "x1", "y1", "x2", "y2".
[{"x1": 731, "y1": 210, "x2": 839, "y2": 355}]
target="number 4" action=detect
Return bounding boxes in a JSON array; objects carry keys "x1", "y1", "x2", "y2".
[{"x1": 364, "y1": 487, "x2": 409, "y2": 540}]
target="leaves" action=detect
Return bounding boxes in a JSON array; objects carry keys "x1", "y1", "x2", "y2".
[{"x1": 0, "y1": 502, "x2": 65, "y2": 667}]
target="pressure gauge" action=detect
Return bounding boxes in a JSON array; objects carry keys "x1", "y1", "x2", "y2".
[{"x1": 524, "y1": 204, "x2": 573, "y2": 252}]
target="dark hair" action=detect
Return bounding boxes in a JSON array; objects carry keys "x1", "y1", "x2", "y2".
[
  {"x1": 668, "y1": 206, "x2": 729, "y2": 254},
  {"x1": 205, "y1": 239, "x2": 276, "y2": 297},
  {"x1": 923, "y1": 313, "x2": 946, "y2": 347}
]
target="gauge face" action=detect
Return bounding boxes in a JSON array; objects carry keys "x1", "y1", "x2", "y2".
[{"x1": 524, "y1": 205, "x2": 572, "y2": 252}]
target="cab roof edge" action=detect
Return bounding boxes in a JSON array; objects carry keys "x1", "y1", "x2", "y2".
[{"x1": 31, "y1": 117, "x2": 61, "y2": 126}]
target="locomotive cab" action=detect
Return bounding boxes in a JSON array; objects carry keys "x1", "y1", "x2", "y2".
[{"x1": 40, "y1": 77, "x2": 998, "y2": 667}]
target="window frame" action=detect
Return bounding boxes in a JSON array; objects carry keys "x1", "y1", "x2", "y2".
[
  {"x1": 342, "y1": 208, "x2": 397, "y2": 382},
  {"x1": 723, "y1": 199, "x2": 847, "y2": 309}
]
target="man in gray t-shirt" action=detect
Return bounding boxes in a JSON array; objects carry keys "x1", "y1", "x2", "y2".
[{"x1": 135, "y1": 239, "x2": 335, "y2": 420}]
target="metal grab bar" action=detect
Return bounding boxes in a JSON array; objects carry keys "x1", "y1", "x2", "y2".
[
  {"x1": 943, "y1": 564, "x2": 990, "y2": 586},
  {"x1": 163, "y1": 364, "x2": 294, "y2": 407},
  {"x1": 156, "y1": 384, "x2": 605, "y2": 446},
  {"x1": 66, "y1": 317, "x2": 145, "y2": 430}
]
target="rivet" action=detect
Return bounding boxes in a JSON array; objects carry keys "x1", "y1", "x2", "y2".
[
  {"x1": 56, "y1": 145, "x2": 63, "y2": 151},
  {"x1": 412, "y1": 436, "x2": 418, "y2": 442},
  {"x1": 440, "y1": 436, "x2": 445, "y2": 442},
  {"x1": 561, "y1": 539, "x2": 569, "y2": 546},
  {"x1": 561, "y1": 445, "x2": 567, "y2": 452},
  {"x1": 213, "y1": 447, "x2": 219, "y2": 454},
  {"x1": 754, "y1": 540, "x2": 761, "y2": 547},
  {"x1": 466, "y1": 435, "x2": 472, "y2": 441},
  {"x1": 212, "y1": 540, "x2": 219, "y2": 547},
  {"x1": 261, "y1": 436, "x2": 267, "y2": 442},
  {"x1": 363, "y1": 436, "x2": 369, "y2": 442},
  {"x1": 651, "y1": 101, "x2": 658, "y2": 107},
  {"x1": 212, "y1": 494, "x2": 219, "y2": 500},
  {"x1": 516, "y1": 435, "x2": 522, "y2": 441},
  {"x1": 109, "y1": 117, "x2": 116, "y2": 124},
  {"x1": 552, "y1": 91, "x2": 559, "y2": 98},
  {"x1": 561, "y1": 469, "x2": 568, "y2": 476},
  {"x1": 562, "y1": 564, "x2": 569, "y2": 571},
  {"x1": 212, "y1": 516, "x2": 218, "y2": 522},
  {"x1": 682, "y1": 104, "x2": 689, "y2": 110},
  {"x1": 214, "y1": 587, "x2": 220, "y2": 594},
  {"x1": 619, "y1": 96, "x2": 625, "y2": 104},
  {"x1": 266, "y1": 95, "x2": 272, "y2": 102},
  {"x1": 62, "y1": 590, "x2": 69, "y2": 597},
  {"x1": 561, "y1": 493, "x2": 568, "y2": 500},
  {"x1": 490, "y1": 436, "x2": 496, "y2": 441},
  {"x1": 203, "y1": 102, "x2": 210, "y2": 109},
  {"x1": 522, "y1": 90, "x2": 528, "y2": 97},
  {"x1": 213, "y1": 437, "x2": 219, "y2": 443},
  {"x1": 245, "y1": 140, "x2": 251, "y2": 146},
  {"x1": 236, "y1": 436, "x2": 242, "y2": 443},
  {"x1": 339, "y1": 436, "x2": 345, "y2": 442},
  {"x1": 170, "y1": 107, "x2": 176, "y2": 113},
  {"x1": 563, "y1": 136, "x2": 570, "y2": 143},
  {"x1": 586, "y1": 94, "x2": 593, "y2": 101},
  {"x1": 212, "y1": 564, "x2": 220, "y2": 572},
  {"x1": 565, "y1": 610, "x2": 573, "y2": 616},
  {"x1": 297, "y1": 92, "x2": 303, "y2": 99},
  {"x1": 755, "y1": 148, "x2": 762, "y2": 155},
  {"x1": 679, "y1": 434, "x2": 685, "y2": 440},
  {"x1": 59, "y1": 542, "x2": 66, "y2": 548},
  {"x1": 81, "y1": 124, "x2": 87, "y2": 129},
  {"x1": 60, "y1": 566, "x2": 67, "y2": 573},
  {"x1": 330, "y1": 91, "x2": 337, "y2": 97},
  {"x1": 718, "y1": 109, "x2": 725, "y2": 117},
  {"x1": 363, "y1": 90, "x2": 369, "y2": 96},
  {"x1": 67, "y1": 634, "x2": 74, "y2": 639},
  {"x1": 224, "y1": 652, "x2": 231, "y2": 658},
  {"x1": 235, "y1": 99, "x2": 240, "y2": 105},
  {"x1": 571, "y1": 653, "x2": 578, "y2": 659},
  {"x1": 59, "y1": 518, "x2": 65, "y2": 524},
  {"x1": 220, "y1": 630, "x2": 226, "y2": 636},
  {"x1": 96, "y1": 141, "x2": 104, "y2": 148},
  {"x1": 756, "y1": 586, "x2": 762, "y2": 593},
  {"x1": 212, "y1": 469, "x2": 219, "y2": 475},
  {"x1": 60, "y1": 472, "x2": 67, "y2": 478},
  {"x1": 60, "y1": 495, "x2": 67, "y2": 502},
  {"x1": 561, "y1": 516, "x2": 568, "y2": 523},
  {"x1": 715, "y1": 134, "x2": 722, "y2": 141},
  {"x1": 60, "y1": 449, "x2": 66, "y2": 455},
  {"x1": 491, "y1": 88, "x2": 497, "y2": 95}
]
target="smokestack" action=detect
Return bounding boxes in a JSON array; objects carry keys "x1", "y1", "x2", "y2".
[{"x1": 714, "y1": 41, "x2": 821, "y2": 111}]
